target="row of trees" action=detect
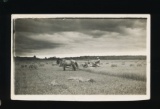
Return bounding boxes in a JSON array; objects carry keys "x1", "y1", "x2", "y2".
[
  {"x1": 14, "y1": 55, "x2": 146, "y2": 61},
  {"x1": 64, "y1": 56, "x2": 146, "y2": 60}
]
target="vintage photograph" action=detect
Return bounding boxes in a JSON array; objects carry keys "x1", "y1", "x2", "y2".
[{"x1": 11, "y1": 14, "x2": 150, "y2": 101}]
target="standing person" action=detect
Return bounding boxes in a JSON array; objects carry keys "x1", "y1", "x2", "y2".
[
  {"x1": 56, "y1": 58, "x2": 59, "y2": 64},
  {"x1": 97, "y1": 57, "x2": 100, "y2": 62},
  {"x1": 87, "y1": 59, "x2": 90, "y2": 66},
  {"x1": 95, "y1": 57, "x2": 100, "y2": 66}
]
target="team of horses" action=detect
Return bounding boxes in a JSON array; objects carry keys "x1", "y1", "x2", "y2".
[
  {"x1": 57, "y1": 59, "x2": 79, "y2": 71},
  {"x1": 56, "y1": 58, "x2": 100, "y2": 71}
]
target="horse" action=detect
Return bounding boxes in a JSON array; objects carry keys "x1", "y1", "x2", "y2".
[
  {"x1": 60, "y1": 59, "x2": 79, "y2": 71},
  {"x1": 56, "y1": 58, "x2": 61, "y2": 65}
]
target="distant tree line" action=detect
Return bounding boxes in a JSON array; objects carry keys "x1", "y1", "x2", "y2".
[
  {"x1": 64, "y1": 56, "x2": 146, "y2": 60},
  {"x1": 14, "y1": 55, "x2": 146, "y2": 61}
]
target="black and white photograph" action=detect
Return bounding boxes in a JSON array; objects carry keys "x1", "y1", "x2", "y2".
[{"x1": 11, "y1": 14, "x2": 150, "y2": 101}]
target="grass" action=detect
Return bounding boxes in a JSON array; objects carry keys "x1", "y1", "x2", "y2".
[
  {"x1": 81, "y1": 65, "x2": 146, "y2": 81},
  {"x1": 14, "y1": 60, "x2": 147, "y2": 95},
  {"x1": 78, "y1": 60, "x2": 146, "y2": 81}
]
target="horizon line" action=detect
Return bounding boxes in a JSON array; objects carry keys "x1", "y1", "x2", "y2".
[{"x1": 14, "y1": 55, "x2": 147, "y2": 58}]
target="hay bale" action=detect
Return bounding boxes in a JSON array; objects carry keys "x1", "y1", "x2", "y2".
[
  {"x1": 50, "y1": 80, "x2": 59, "y2": 86},
  {"x1": 137, "y1": 64, "x2": 142, "y2": 67},
  {"x1": 130, "y1": 64, "x2": 134, "y2": 67},
  {"x1": 111, "y1": 64, "x2": 117, "y2": 67},
  {"x1": 68, "y1": 76, "x2": 95, "y2": 83},
  {"x1": 87, "y1": 79, "x2": 96, "y2": 83}
]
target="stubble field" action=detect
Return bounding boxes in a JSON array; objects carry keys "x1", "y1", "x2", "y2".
[{"x1": 14, "y1": 59, "x2": 146, "y2": 95}]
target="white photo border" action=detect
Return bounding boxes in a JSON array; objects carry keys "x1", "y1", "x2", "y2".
[{"x1": 11, "y1": 14, "x2": 150, "y2": 101}]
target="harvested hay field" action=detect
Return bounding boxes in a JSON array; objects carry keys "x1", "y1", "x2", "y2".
[{"x1": 14, "y1": 60, "x2": 147, "y2": 95}]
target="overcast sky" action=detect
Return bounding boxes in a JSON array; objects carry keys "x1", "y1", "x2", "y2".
[{"x1": 13, "y1": 18, "x2": 147, "y2": 58}]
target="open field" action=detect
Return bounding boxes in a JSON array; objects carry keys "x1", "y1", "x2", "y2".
[{"x1": 14, "y1": 59, "x2": 146, "y2": 95}]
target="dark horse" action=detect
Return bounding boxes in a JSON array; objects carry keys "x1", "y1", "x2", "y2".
[
  {"x1": 56, "y1": 58, "x2": 61, "y2": 65},
  {"x1": 60, "y1": 59, "x2": 79, "y2": 71}
]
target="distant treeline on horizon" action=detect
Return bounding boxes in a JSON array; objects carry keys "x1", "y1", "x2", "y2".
[{"x1": 14, "y1": 55, "x2": 146, "y2": 60}]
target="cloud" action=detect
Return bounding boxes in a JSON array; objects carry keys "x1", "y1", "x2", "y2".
[
  {"x1": 15, "y1": 18, "x2": 146, "y2": 33},
  {"x1": 15, "y1": 18, "x2": 81, "y2": 33},
  {"x1": 14, "y1": 32, "x2": 64, "y2": 56},
  {"x1": 14, "y1": 18, "x2": 147, "y2": 57}
]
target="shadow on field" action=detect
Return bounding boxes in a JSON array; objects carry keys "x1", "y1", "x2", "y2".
[{"x1": 79, "y1": 68, "x2": 146, "y2": 82}]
